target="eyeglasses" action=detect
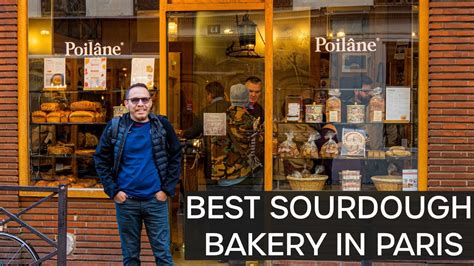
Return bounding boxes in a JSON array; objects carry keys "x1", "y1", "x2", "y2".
[{"x1": 126, "y1": 97, "x2": 151, "y2": 105}]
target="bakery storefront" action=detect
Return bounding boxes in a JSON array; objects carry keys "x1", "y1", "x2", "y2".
[{"x1": 20, "y1": 0, "x2": 426, "y2": 263}]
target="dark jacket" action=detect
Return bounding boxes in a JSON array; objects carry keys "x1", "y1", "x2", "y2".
[
  {"x1": 94, "y1": 113, "x2": 182, "y2": 198},
  {"x1": 182, "y1": 97, "x2": 230, "y2": 139},
  {"x1": 247, "y1": 102, "x2": 264, "y2": 124}
]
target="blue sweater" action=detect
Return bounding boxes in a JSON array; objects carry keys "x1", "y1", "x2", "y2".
[{"x1": 117, "y1": 122, "x2": 161, "y2": 199}]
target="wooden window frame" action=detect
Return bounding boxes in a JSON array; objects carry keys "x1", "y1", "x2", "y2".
[{"x1": 17, "y1": 0, "x2": 427, "y2": 198}]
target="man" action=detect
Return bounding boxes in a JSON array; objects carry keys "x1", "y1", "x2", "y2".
[
  {"x1": 211, "y1": 84, "x2": 263, "y2": 187},
  {"x1": 94, "y1": 83, "x2": 182, "y2": 265},
  {"x1": 181, "y1": 81, "x2": 230, "y2": 139},
  {"x1": 245, "y1": 76, "x2": 264, "y2": 124},
  {"x1": 180, "y1": 81, "x2": 230, "y2": 181}
]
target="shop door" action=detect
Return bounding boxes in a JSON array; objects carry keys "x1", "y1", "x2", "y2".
[{"x1": 166, "y1": 11, "x2": 266, "y2": 193}]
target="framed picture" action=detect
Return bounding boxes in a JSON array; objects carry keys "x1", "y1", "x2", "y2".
[{"x1": 342, "y1": 53, "x2": 368, "y2": 73}]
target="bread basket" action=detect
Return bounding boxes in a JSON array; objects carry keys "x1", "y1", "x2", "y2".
[
  {"x1": 286, "y1": 174, "x2": 328, "y2": 191},
  {"x1": 371, "y1": 175, "x2": 402, "y2": 191}
]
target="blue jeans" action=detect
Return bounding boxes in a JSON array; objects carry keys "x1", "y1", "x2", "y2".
[{"x1": 115, "y1": 198, "x2": 173, "y2": 265}]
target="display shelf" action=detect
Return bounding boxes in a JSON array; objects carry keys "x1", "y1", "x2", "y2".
[
  {"x1": 31, "y1": 122, "x2": 107, "y2": 125},
  {"x1": 276, "y1": 121, "x2": 413, "y2": 125},
  {"x1": 273, "y1": 155, "x2": 416, "y2": 161},
  {"x1": 31, "y1": 154, "x2": 94, "y2": 159}
]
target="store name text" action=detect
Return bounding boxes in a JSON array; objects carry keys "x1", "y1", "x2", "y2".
[
  {"x1": 315, "y1": 37, "x2": 378, "y2": 53},
  {"x1": 65, "y1": 41, "x2": 122, "y2": 56}
]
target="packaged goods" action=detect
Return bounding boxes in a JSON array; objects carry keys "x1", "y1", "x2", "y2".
[
  {"x1": 305, "y1": 103, "x2": 323, "y2": 123},
  {"x1": 369, "y1": 87, "x2": 385, "y2": 122},
  {"x1": 320, "y1": 131, "x2": 339, "y2": 158},
  {"x1": 341, "y1": 128, "x2": 366, "y2": 157},
  {"x1": 326, "y1": 89, "x2": 341, "y2": 123},
  {"x1": 341, "y1": 170, "x2": 361, "y2": 191},
  {"x1": 278, "y1": 132, "x2": 299, "y2": 158},
  {"x1": 347, "y1": 103, "x2": 365, "y2": 123},
  {"x1": 286, "y1": 96, "x2": 303, "y2": 122},
  {"x1": 300, "y1": 132, "x2": 320, "y2": 158}
]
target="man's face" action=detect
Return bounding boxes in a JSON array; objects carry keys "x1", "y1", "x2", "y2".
[
  {"x1": 246, "y1": 81, "x2": 262, "y2": 104},
  {"x1": 125, "y1": 86, "x2": 152, "y2": 122}
]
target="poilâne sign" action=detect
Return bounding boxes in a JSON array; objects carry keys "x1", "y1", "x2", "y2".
[
  {"x1": 65, "y1": 41, "x2": 123, "y2": 56},
  {"x1": 315, "y1": 37, "x2": 378, "y2": 53}
]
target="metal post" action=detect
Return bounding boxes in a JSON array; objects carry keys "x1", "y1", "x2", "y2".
[{"x1": 57, "y1": 185, "x2": 68, "y2": 265}]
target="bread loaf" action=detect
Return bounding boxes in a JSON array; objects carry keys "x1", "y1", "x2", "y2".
[
  {"x1": 47, "y1": 145, "x2": 73, "y2": 155},
  {"x1": 41, "y1": 102, "x2": 60, "y2": 112},
  {"x1": 75, "y1": 149, "x2": 95, "y2": 156},
  {"x1": 69, "y1": 111, "x2": 95, "y2": 123},
  {"x1": 46, "y1": 111, "x2": 68, "y2": 123},
  {"x1": 70, "y1": 101, "x2": 102, "y2": 111},
  {"x1": 32, "y1": 110, "x2": 47, "y2": 123}
]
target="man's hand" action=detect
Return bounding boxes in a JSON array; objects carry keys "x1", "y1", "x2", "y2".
[
  {"x1": 114, "y1": 191, "x2": 128, "y2": 203},
  {"x1": 155, "y1": 191, "x2": 168, "y2": 202}
]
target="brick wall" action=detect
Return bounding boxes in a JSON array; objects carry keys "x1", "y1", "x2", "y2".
[
  {"x1": 428, "y1": 1, "x2": 474, "y2": 191},
  {"x1": 0, "y1": 0, "x2": 19, "y2": 211},
  {"x1": 0, "y1": 1, "x2": 153, "y2": 264}
]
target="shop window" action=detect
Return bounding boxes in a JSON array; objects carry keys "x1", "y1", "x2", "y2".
[
  {"x1": 272, "y1": 2, "x2": 419, "y2": 191},
  {"x1": 27, "y1": 0, "x2": 159, "y2": 191}
]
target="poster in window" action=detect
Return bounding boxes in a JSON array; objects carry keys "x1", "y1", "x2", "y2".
[
  {"x1": 131, "y1": 58, "x2": 155, "y2": 89},
  {"x1": 203, "y1": 113, "x2": 226, "y2": 136},
  {"x1": 342, "y1": 53, "x2": 368, "y2": 73},
  {"x1": 43, "y1": 58, "x2": 66, "y2": 90},
  {"x1": 84, "y1": 57, "x2": 107, "y2": 90},
  {"x1": 385, "y1": 87, "x2": 410, "y2": 122}
]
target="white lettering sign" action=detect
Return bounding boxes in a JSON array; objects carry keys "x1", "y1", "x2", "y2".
[
  {"x1": 65, "y1": 41, "x2": 122, "y2": 56},
  {"x1": 315, "y1": 37, "x2": 378, "y2": 53}
]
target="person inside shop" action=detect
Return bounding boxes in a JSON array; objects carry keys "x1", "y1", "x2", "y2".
[
  {"x1": 180, "y1": 81, "x2": 230, "y2": 139},
  {"x1": 245, "y1": 76, "x2": 264, "y2": 124},
  {"x1": 210, "y1": 83, "x2": 263, "y2": 189},
  {"x1": 94, "y1": 83, "x2": 182, "y2": 265},
  {"x1": 178, "y1": 81, "x2": 230, "y2": 182}
]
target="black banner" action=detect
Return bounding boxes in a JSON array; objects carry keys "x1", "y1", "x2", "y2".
[{"x1": 184, "y1": 192, "x2": 474, "y2": 261}]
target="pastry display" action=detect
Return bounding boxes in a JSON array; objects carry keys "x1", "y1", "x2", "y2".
[
  {"x1": 41, "y1": 102, "x2": 60, "y2": 112},
  {"x1": 368, "y1": 150, "x2": 386, "y2": 159},
  {"x1": 326, "y1": 89, "x2": 341, "y2": 123},
  {"x1": 369, "y1": 87, "x2": 385, "y2": 122},
  {"x1": 347, "y1": 103, "x2": 365, "y2": 123},
  {"x1": 278, "y1": 132, "x2": 299, "y2": 158},
  {"x1": 385, "y1": 146, "x2": 412, "y2": 157},
  {"x1": 47, "y1": 145, "x2": 73, "y2": 155},
  {"x1": 69, "y1": 111, "x2": 96, "y2": 123},
  {"x1": 32, "y1": 110, "x2": 47, "y2": 123},
  {"x1": 70, "y1": 101, "x2": 102, "y2": 112}
]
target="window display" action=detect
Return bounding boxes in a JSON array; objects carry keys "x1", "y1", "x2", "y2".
[
  {"x1": 28, "y1": 4, "x2": 160, "y2": 191},
  {"x1": 272, "y1": 2, "x2": 418, "y2": 191}
]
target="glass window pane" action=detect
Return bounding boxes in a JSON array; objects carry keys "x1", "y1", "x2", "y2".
[
  {"x1": 273, "y1": 1, "x2": 418, "y2": 191},
  {"x1": 167, "y1": 11, "x2": 265, "y2": 192}
]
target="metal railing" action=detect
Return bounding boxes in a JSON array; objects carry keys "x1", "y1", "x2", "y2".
[{"x1": 0, "y1": 185, "x2": 68, "y2": 265}]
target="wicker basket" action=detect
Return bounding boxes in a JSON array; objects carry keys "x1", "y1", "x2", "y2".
[
  {"x1": 286, "y1": 175, "x2": 328, "y2": 191},
  {"x1": 371, "y1": 175, "x2": 402, "y2": 191}
]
